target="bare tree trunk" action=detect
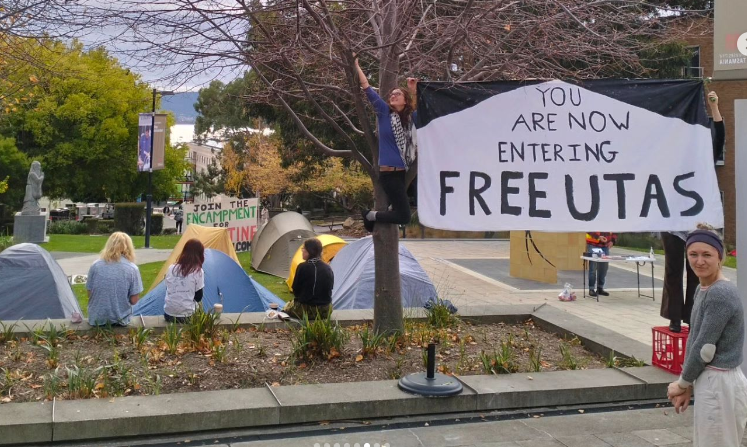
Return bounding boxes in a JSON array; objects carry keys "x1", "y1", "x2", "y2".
[{"x1": 372, "y1": 179, "x2": 404, "y2": 334}]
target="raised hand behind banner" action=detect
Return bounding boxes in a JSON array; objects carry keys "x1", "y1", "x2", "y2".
[
  {"x1": 708, "y1": 91, "x2": 718, "y2": 106},
  {"x1": 407, "y1": 77, "x2": 418, "y2": 95}
]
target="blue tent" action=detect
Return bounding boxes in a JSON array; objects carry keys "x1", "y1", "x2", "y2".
[
  {"x1": 329, "y1": 236, "x2": 438, "y2": 310},
  {"x1": 133, "y1": 249, "x2": 285, "y2": 316}
]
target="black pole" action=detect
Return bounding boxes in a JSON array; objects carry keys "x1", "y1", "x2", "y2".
[
  {"x1": 426, "y1": 343, "x2": 436, "y2": 379},
  {"x1": 145, "y1": 88, "x2": 156, "y2": 249}
]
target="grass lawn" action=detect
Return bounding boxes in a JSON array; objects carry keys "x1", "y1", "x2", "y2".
[
  {"x1": 45, "y1": 234, "x2": 181, "y2": 253},
  {"x1": 619, "y1": 245, "x2": 737, "y2": 269},
  {"x1": 73, "y1": 251, "x2": 293, "y2": 316}
]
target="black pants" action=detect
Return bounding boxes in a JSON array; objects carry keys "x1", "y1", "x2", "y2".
[
  {"x1": 660, "y1": 232, "x2": 699, "y2": 324},
  {"x1": 164, "y1": 313, "x2": 190, "y2": 324},
  {"x1": 176, "y1": 220, "x2": 183, "y2": 233},
  {"x1": 376, "y1": 171, "x2": 411, "y2": 225}
]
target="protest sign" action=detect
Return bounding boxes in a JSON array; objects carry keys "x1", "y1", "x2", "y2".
[
  {"x1": 416, "y1": 79, "x2": 723, "y2": 232},
  {"x1": 186, "y1": 197, "x2": 259, "y2": 252}
]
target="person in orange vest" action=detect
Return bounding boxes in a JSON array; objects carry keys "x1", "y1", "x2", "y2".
[{"x1": 586, "y1": 232, "x2": 617, "y2": 297}]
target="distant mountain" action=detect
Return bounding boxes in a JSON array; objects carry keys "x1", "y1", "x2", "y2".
[{"x1": 161, "y1": 92, "x2": 200, "y2": 124}]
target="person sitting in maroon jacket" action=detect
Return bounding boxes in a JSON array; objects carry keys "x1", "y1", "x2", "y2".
[{"x1": 586, "y1": 232, "x2": 617, "y2": 297}]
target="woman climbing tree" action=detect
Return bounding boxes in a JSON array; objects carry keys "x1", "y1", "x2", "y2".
[{"x1": 355, "y1": 55, "x2": 418, "y2": 232}]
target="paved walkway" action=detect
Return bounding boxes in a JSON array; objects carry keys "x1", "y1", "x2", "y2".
[
  {"x1": 229, "y1": 408, "x2": 698, "y2": 447},
  {"x1": 86, "y1": 407, "x2": 708, "y2": 447},
  {"x1": 52, "y1": 248, "x2": 172, "y2": 277}
]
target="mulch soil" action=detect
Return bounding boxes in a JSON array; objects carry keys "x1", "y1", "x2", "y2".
[{"x1": 0, "y1": 319, "x2": 607, "y2": 404}]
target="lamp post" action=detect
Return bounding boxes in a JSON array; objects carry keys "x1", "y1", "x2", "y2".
[{"x1": 145, "y1": 88, "x2": 174, "y2": 248}]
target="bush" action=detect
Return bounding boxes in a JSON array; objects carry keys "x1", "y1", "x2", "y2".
[
  {"x1": 151, "y1": 214, "x2": 163, "y2": 235},
  {"x1": 0, "y1": 235, "x2": 12, "y2": 252},
  {"x1": 84, "y1": 219, "x2": 99, "y2": 234},
  {"x1": 49, "y1": 220, "x2": 87, "y2": 235},
  {"x1": 162, "y1": 228, "x2": 177, "y2": 235},
  {"x1": 114, "y1": 203, "x2": 145, "y2": 235},
  {"x1": 98, "y1": 219, "x2": 114, "y2": 234},
  {"x1": 290, "y1": 314, "x2": 349, "y2": 362}
]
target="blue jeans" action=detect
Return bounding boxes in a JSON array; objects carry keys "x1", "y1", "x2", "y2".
[{"x1": 587, "y1": 244, "x2": 609, "y2": 290}]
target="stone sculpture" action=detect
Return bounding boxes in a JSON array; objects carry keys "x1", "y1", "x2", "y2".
[{"x1": 21, "y1": 161, "x2": 44, "y2": 215}]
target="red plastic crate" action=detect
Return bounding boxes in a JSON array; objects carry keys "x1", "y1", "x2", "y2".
[{"x1": 652, "y1": 326, "x2": 690, "y2": 374}]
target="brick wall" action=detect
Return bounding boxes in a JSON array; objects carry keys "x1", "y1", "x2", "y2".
[{"x1": 680, "y1": 18, "x2": 746, "y2": 245}]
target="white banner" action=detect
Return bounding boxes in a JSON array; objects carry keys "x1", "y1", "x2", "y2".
[
  {"x1": 417, "y1": 80, "x2": 724, "y2": 232},
  {"x1": 185, "y1": 197, "x2": 259, "y2": 252}
]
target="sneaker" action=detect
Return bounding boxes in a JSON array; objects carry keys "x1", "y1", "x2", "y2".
[
  {"x1": 597, "y1": 288, "x2": 610, "y2": 296},
  {"x1": 589, "y1": 289, "x2": 597, "y2": 297},
  {"x1": 361, "y1": 209, "x2": 374, "y2": 232}
]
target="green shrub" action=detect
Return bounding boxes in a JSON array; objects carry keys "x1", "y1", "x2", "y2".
[
  {"x1": 0, "y1": 234, "x2": 12, "y2": 252},
  {"x1": 185, "y1": 306, "x2": 219, "y2": 346},
  {"x1": 151, "y1": 214, "x2": 163, "y2": 235},
  {"x1": 162, "y1": 228, "x2": 177, "y2": 235},
  {"x1": 98, "y1": 219, "x2": 114, "y2": 234},
  {"x1": 290, "y1": 314, "x2": 348, "y2": 362},
  {"x1": 114, "y1": 203, "x2": 145, "y2": 235},
  {"x1": 84, "y1": 219, "x2": 99, "y2": 234},
  {"x1": 425, "y1": 299, "x2": 459, "y2": 328},
  {"x1": 49, "y1": 220, "x2": 87, "y2": 235}
]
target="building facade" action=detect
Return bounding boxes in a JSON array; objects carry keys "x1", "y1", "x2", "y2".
[
  {"x1": 177, "y1": 142, "x2": 221, "y2": 203},
  {"x1": 681, "y1": 18, "x2": 747, "y2": 245}
]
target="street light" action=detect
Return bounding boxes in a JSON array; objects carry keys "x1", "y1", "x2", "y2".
[{"x1": 145, "y1": 89, "x2": 174, "y2": 248}]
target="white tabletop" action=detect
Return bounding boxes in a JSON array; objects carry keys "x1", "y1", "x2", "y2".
[{"x1": 580, "y1": 255, "x2": 655, "y2": 263}]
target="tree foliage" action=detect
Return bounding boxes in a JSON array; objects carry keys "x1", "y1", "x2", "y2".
[
  {"x1": 0, "y1": 137, "x2": 28, "y2": 207},
  {"x1": 0, "y1": 39, "x2": 189, "y2": 204}
]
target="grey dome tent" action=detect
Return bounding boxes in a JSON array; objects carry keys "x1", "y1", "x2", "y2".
[
  {"x1": 251, "y1": 211, "x2": 316, "y2": 278},
  {"x1": 0, "y1": 243, "x2": 82, "y2": 320},
  {"x1": 329, "y1": 236, "x2": 438, "y2": 310}
]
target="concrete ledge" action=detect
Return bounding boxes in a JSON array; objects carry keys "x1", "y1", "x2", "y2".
[
  {"x1": 52, "y1": 388, "x2": 279, "y2": 441},
  {"x1": 6, "y1": 305, "x2": 535, "y2": 336},
  {"x1": 273, "y1": 379, "x2": 477, "y2": 423},
  {"x1": 0, "y1": 401, "x2": 52, "y2": 444},
  {"x1": 0, "y1": 367, "x2": 675, "y2": 445}
]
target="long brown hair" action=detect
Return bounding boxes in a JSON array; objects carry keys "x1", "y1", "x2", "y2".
[
  {"x1": 176, "y1": 239, "x2": 205, "y2": 277},
  {"x1": 387, "y1": 87, "x2": 414, "y2": 125}
]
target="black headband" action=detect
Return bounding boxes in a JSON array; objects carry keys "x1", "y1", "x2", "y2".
[{"x1": 686, "y1": 230, "x2": 724, "y2": 259}]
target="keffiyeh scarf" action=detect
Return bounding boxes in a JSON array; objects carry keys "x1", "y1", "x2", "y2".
[{"x1": 390, "y1": 112, "x2": 417, "y2": 170}]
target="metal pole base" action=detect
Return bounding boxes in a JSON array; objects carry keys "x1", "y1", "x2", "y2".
[{"x1": 398, "y1": 372, "x2": 463, "y2": 397}]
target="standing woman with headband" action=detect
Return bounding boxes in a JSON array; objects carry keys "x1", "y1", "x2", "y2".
[
  {"x1": 355, "y1": 55, "x2": 418, "y2": 232},
  {"x1": 667, "y1": 224, "x2": 747, "y2": 446}
]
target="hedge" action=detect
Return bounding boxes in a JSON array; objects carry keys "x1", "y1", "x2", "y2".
[
  {"x1": 114, "y1": 203, "x2": 145, "y2": 235},
  {"x1": 151, "y1": 214, "x2": 163, "y2": 235},
  {"x1": 49, "y1": 220, "x2": 88, "y2": 235}
]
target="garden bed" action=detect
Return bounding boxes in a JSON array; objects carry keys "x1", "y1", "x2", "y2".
[{"x1": 0, "y1": 316, "x2": 624, "y2": 404}]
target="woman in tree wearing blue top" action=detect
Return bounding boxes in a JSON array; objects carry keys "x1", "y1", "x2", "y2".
[
  {"x1": 667, "y1": 224, "x2": 747, "y2": 446},
  {"x1": 355, "y1": 55, "x2": 418, "y2": 232}
]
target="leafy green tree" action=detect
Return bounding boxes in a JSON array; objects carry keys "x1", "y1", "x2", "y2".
[
  {"x1": 0, "y1": 40, "x2": 188, "y2": 204},
  {"x1": 0, "y1": 137, "x2": 29, "y2": 208},
  {"x1": 190, "y1": 158, "x2": 225, "y2": 200}
]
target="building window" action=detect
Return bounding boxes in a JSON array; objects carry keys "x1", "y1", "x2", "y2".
[{"x1": 683, "y1": 46, "x2": 702, "y2": 78}]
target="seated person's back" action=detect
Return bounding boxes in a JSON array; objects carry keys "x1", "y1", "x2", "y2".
[{"x1": 87, "y1": 232, "x2": 143, "y2": 326}]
